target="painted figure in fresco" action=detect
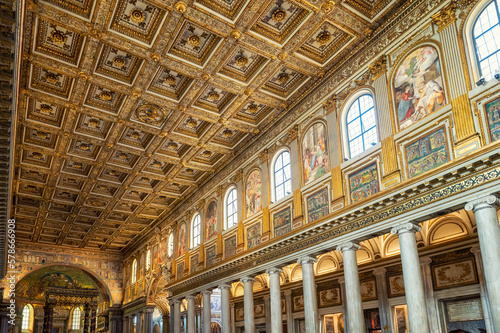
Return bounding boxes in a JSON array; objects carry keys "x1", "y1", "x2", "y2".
[
  {"x1": 177, "y1": 224, "x2": 186, "y2": 257},
  {"x1": 486, "y1": 97, "x2": 500, "y2": 142},
  {"x1": 205, "y1": 201, "x2": 217, "y2": 240},
  {"x1": 245, "y1": 170, "x2": 262, "y2": 217},
  {"x1": 302, "y1": 123, "x2": 329, "y2": 184}
]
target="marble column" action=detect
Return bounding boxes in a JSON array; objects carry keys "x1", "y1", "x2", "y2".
[
  {"x1": 297, "y1": 256, "x2": 318, "y2": 333},
  {"x1": 219, "y1": 284, "x2": 231, "y2": 333},
  {"x1": 202, "y1": 290, "x2": 212, "y2": 333},
  {"x1": 264, "y1": 295, "x2": 271, "y2": 333},
  {"x1": 145, "y1": 309, "x2": 154, "y2": 333},
  {"x1": 162, "y1": 315, "x2": 170, "y2": 333},
  {"x1": 337, "y1": 277, "x2": 349, "y2": 333},
  {"x1": 466, "y1": 195, "x2": 500, "y2": 332},
  {"x1": 267, "y1": 268, "x2": 283, "y2": 333},
  {"x1": 337, "y1": 242, "x2": 366, "y2": 333},
  {"x1": 373, "y1": 268, "x2": 391, "y2": 333},
  {"x1": 284, "y1": 290, "x2": 294, "y2": 333},
  {"x1": 391, "y1": 223, "x2": 430, "y2": 333},
  {"x1": 241, "y1": 277, "x2": 255, "y2": 333},
  {"x1": 136, "y1": 312, "x2": 143, "y2": 333},
  {"x1": 420, "y1": 257, "x2": 439, "y2": 332},
  {"x1": 123, "y1": 316, "x2": 129, "y2": 333},
  {"x1": 173, "y1": 300, "x2": 181, "y2": 333},
  {"x1": 471, "y1": 246, "x2": 495, "y2": 332},
  {"x1": 230, "y1": 303, "x2": 236, "y2": 333},
  {"x1": 129, "y1": 315, "x2": 135, "y2": 333},
  {"x1": 186, "y1": 296, "x2": 196, "y2": 333}
]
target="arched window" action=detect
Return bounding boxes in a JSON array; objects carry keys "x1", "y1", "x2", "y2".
[
  {"x1": 346, "y1": 94, "x2": 378, "y2": 158},
  {"x1": 225, "y1": 187, "x2": 238, "y2": 230},
  {"x1": 146, "y1": 249, "x2": 151, "y2": 271},
  {"x1": 72, "y1": 307, "x2": 81, "y2": 330},
  {"x1": 167, "y1": 233, "x2": 174, "y2": 257},
  {"x1": 273, "y1": 150, "x2": 292, "y2": 202},
  {"x1": 21, "y1": 304, "x2": 33, "y2": 331},
  {"x1": 473, "y1": 0, "x2": 500, "y2": 80},
  {"x1": 191, "y1": 214, "x2": 201, "y2": 248},
  {"x1": 131, "y1": 259, "x2": 137, "y2": 284}
]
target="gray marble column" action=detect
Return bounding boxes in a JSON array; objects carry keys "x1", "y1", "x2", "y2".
[
  {"x1": 186, "y1": 296, "x2": 196, "y2": 333},
  {"x1": 466, "y1": 195, "x2": 500, "y2": 332},
  {"x1": 136, "y1": 312, "x2": 143, "y2": 333},
  {"x1": 471, "y1": 246, "x2": 495, "y2": 332},
  {"x1": 241, "y1": 277, "x2": 255, "y2": 333},
  {"x1": 284, "y1": 290, "x2": 294, "y2": 333},
  {"x1": 391, "y1": 223, "x2": 430, "y2": 333},
  {"x1": 129, "y1": 315, "x2": 135, "y2": 333},
  {"x1": 230, "y1": 303, "x2": 236, "y2": 333},
  {"x1": 123, "y1": 316, "x2": 129, "y2": 333},
  {"x1": 267, "y1": 268, "x2": 283, "y2": 333},
  {"x1": 337, "y1": 242, "x2": 366, "y2": 333},
  {"x1": 202, "y1": 290, "x2": 212, "y2": 333},
  {"x1": 173, "y1": 300, "x2": 181, "y2": 333},
  {"x1": 219, "y1": 284, "x2": 231, "y2": 333},
  {"x1": 373, "y1": 268, "x2": 391, "y2": 333},
  {"x1": 145, "y1": 309, "x2": 154, "y2": 333},
  {"x1": 337, "y1": 277, "x2": 349, "y2": 333},
  {"x1": 162, "y1": 315, "x2": 170, "y2": 333},
  {"x1": 420, "y1": 257, "x2": 439, "y2": 333},
  {"x1": 264, "y1": 295, "x2": 271, "y2": 333},
  {"x1": 168, "y1": 301, "x2": 174, "y2": 333},
  {"x1": 297, "y1": 256, "x2": 318, "y2": 333}
]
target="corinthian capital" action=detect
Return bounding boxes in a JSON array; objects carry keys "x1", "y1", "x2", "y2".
[{"x1": 431, "y1": 2, "x2": 457, "y2": 32}]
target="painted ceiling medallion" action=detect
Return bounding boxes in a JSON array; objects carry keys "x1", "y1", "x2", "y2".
[
  {"x1": 272, "y1": 8, "x2": 287, "y2": 22},
  {"x1": 113, "y1": 56, "x2": 127, "y2": 68},
  {"x1": 187, "y1": 34, "x2": 201, "y2": 47},
  {"x1": 164, "y1": 75, "x2": 176, "y2": 86},
  {"x1": 277, "y1": 72, "x2": 290, "y2": 84},
  {"x1": 50, "y1": 29, "x2": 67, "y2": 44},
  {"x1": 39, "y1": 104, "x2": 53, "y2": 115},
  {"x1": 136, "y1": 104, "x2": 165, "y2": 126},
  {"x1": 187, "y1": 118, "x2": 198, "y2": 128},
  {"x1": 130, "y1": 8, "x2": 146, "y2": 23},
  {"x1": 235, "y1": 55, "x2": 249, "y2": 68},
  {"x1": 99, "y1": 91, "x2": 113, "y2": 101},
  {"x1": 247, "y1": 104, "x2": 259, "y2": 114},
  {"x1": 316, "y1": 31, "x2": 332, "y2": 46},
  {"x1": 222, "y1": 129, "x2": 233, "y2": 138},
  {"x1": 45, "y1": 73, "x2": 59, "y2": 84}
]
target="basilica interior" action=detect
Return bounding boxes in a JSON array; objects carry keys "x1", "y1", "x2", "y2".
[{"x1": 1, "y1": 0, "x2": 500, "y2": 331}]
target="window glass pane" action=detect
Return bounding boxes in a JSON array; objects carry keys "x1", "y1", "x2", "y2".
[
  {"x1": 347, "y1": 95, "x2": 378, "y2": 158},
  {"x1": 347, "y1": 102, "x2": 360, "y2": 122},
  {"x1": 347, "y1": 118, "x2": 362, "y2": 140},
  {"x1": 22, "y1": 306, "x2": 30, "y2": 330},
  {"x1": 474, "y1": 1, "x2": 500, "y2": 80},
  {"x1": 73, "y1": 308, "x2": 81, "y2": 330}
]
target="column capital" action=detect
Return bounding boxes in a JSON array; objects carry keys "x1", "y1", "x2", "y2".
[
  {"x1": 391, "y1": 222, "x2": 421, "y2": 235},
  {"x1": 470, "y1": 245, "x2": 481, "y2": 255},
  {"x1": 372, "y1": 267, "x2": 386, "y2": 276},
  {"x1": 218, "y1": 283, "x2": 232, "y2": 290},
  {"x1": 419, "y1": 257, "x2": 432, "y2": 266},
  {"x1": 337, "y1": 276, "x2": 345, "y2": 284},
  {"x1": 201, "y1": 290, "x2": 212, "y2": 296},
  {"x1": 465, "y1": 194, "x2": 500, "y2": 212},
  {"x1": 283, "y1": 289, "x2": 292, "y2": 296},
  {"x1": 266, "y1": 267, "x2": 283, "y2": 275},
  {"x1": 240, "y1": 276, "x2": 255, "y2": 283},
  {"x1": 185, "y1": 295, "x2": 196, "y2": 301},
  {"x1": 173, "y1": 299, "x2": 182, "y2": 305},
  {"x1": 297, "y1": 256, "x2": 318, "y2": 265},
  {"x1": 336, "y1": 241, "x2": 360, "y2": 253},
  {"x1": 263, "y1": 295, "x2": 270, "y2": 301}
]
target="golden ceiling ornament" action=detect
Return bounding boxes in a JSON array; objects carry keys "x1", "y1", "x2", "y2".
[
  {"x1": 247, "y1": 104, "x2": 259, "y2": 114},
  {"x1": 368, "y1": 55, "x2": 387, "y2": 80},
  {"x1": 278, "y1": 51, "x2": 288, "y2": 61},
  {"x1": 152, "y1": 160, "x2": 162, "y2": 168},
  {"x1": 92, "y1": 200, "x2": 104, "y2": 207},
  {"x1": 50, "y1": 29, "x2": 67, "y2": 45},
  {"x1": 118, "y1": 152, "x2": 128, "y2": 160},
  {"x1": 187, "y1": 34, "x2": 201, "y2": 47},
  {"x1": 73, "y1": 162, "x2": 83, "y2": 169},
  {"x1": 136, "y1": 104, "x2": 166, "y2": 125},
  {"x1": 32, "y1": 152, "x2": 44, "y2": 160},
  {"x1": 140, "y1": 177, "x2": 150, "y2": 183},
  {"x1": 272, "y1": 8, "x2": 287, "y2": 22},
  {"x1": 201, "y1": 73, "x2": 210, "y2": 80},
  {"x1": 431, "y1": 2, "x2": 457, "y2": 32},
  {"x1": 28, "y1": 170, "x2": 40, "y2": 177},
  {"x1": 39, "y1": 104, "x2": 53, "y2": 115},
  {"x1": 35, "y1": 131, "x2": 49, "y2": 139},
  {"x1": 320, "y1": 0, "x2": 335, "y2": 13},
  {"x1": 185, "y1": 168, "x2": 194, "y2": 174},
  {"x1": 316, "y1": 31, "x2": 331, "y2": 46},
  {"x1": 277, "y1": 72, "x2": 290, "y2": 84},
  {"x1": 230, "y1": 29, "x2": 242, "y2": 39},
  {"x1": 45, "y1": 72, "x2": 59, "y2": 84},
  {"x1": 112, "y1": 56, "x2": 126, "y2": 69},
  {"x1": 108, "y1": 170, "x2": 117, "y2": 176},
  {"x1": 202, "y1": 150, "x2": 212, "y2": 157},
  {"x1": 78, "y1": 143, "x2": 91, "y2": 151},
  {"x1": 164, "y1": 75, "x2": 176, "y2": 86},
  {"x1": 130, "y1": 8, "x2": 146, "y2": 23},
  {"x1": 130, "y1": 131, "x2": 141, "y2": 139},
  {"x1": 168, "y1": 141, "x2": 179, "y2": 149},
  {"x1": 87, "y1": 118, "x2": 100, "y2": 128},
  {"x1": 207, "y1": 90, "x2": 220, "y2": 102},
  {"x1": 222, "y1": 129, "x2": 233, "y2": 138},
  {"x1": 187, "y1": 118, "x2": 198, "y2": 128},
  {"x1": 99, "y1": 91, "x2": 113, "y2": 101},
  {"x1": 130, "y1": 190, "x2": 139, "y2": 196},
  {"x1": 174, "y1": 1, "x2": 187, "y2": 12},
  {"x1": 235, "y1": 55, "x2": 249, "y2": 67},
  {"x1": 151, "y1": 53, "x2": 161, "y2": 61}
]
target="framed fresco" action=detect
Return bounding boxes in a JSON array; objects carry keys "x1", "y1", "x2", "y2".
[
  {"x1": 205, "y1": 245, "x2": 217, "y2": 267},
  {"x1": 246, "y1": 222, "x2": 261, "y2": 250},
  {"x1": 273, "y1": 206, "x2": 292, "y2": 237},
  {"x1": 245, "y1": 169, "x2": 262, "y2": 217},
  {"x1": 348, "y1": 163, "x2": 379, "y2": 203},
  {"x1": 387, "y1": 274, "x2": 405, "y2": 297},
  {"x1": 224, "y1": 235, "x2": 237, "y2": 259},
  {"x1": 318, "y1": 287, "x2": 342, "y2": 307},
  {"x1": 190, "y1": 254, "x2": 199, "y2": 274},
  {"x1": 177, "y1": 223, "x2": 187, "y2": 257},
  {"x1": 205, "y1": 200, "x2": 218, "y2": 241},
  {"x1": 394, "y1": 45, "x2": 446, "y2": 130},
  {"x1": 431, "y1": 257, "x2": 478, "y2": 290},
  {"x1": 360, "y1": 279, "x2": 378, "y2": 301},
  {"x1": 293, "y1": 295, "x2": 305, "y2": 312},
  {"x1": 302, "y1": 122, "x2": 330, "y2": 184},
  {"x1": 176, "y1": 262, "x2": 184, "y2": 280},
  {"x1": 306, "y1": 187, "x2": 330, "y2": 223},
  {"x1": 484, "y1": 96, "x2": 500, "y2": 142},
  {"x1": 404, "y1": 126, "x2": 449, "y2": 178},
  {"x1": 254, "y1": 302, "x2": 265, "y2": 318}
]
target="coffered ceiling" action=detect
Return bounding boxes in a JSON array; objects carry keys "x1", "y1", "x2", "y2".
[{"x1": 12, "y1": 0, "x2": 400, "y2": 252}]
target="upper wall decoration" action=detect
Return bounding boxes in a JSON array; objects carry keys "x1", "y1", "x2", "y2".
[
  {"x1": 394, "y1": 46, "x2": 446, "y2": 130},
  {"x1": 302, "y1": 122, "x2": 329, "y2": 184},
  {"x1": 246, "y1": 169, "x2": 263, "y2": 218},
  {"x1": 177, "y1": 223, "x2": 187, "y2": 257},
  {"x1": 485, "y1": 96, "x2": 500, "y2": 142},
  {"x1": 349, "y1": 163, "x2": 379, "y2": 203},
  {"x1": 205, "y1": 200, "x2": 218, "y2": 241}
]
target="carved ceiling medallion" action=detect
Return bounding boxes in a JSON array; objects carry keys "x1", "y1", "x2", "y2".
[{"x1": 135, "y1": 104, "x2": 166, "y2": 126}]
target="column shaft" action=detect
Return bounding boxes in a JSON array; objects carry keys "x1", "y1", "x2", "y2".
[
  {"x1": 373, "y1": 269, "x2": 391, "y2": 333},
  {"x1": 187, "y1": 296, "x2": 195, "y2": 333},
  {"x1": 298, "y1": 257, "x2": 318, "y2": 333},
  {"x1": 267, "y1": 269, "x2": 283, "y2": 333},
  {"x1": 136, "y1": 313, "x2": 142, "y2": 333},
  {"x1": 162, "y1": 315, "x2": 170, "y2": 333},
  {"x1": 242, "y1": 278, "x2": 255, "y2": 333},
  {"x1": 220, "y1": 285, "x2": 231, "y2": 333},
  {"x1": 173, "y1": 301, "x2": 181, "y2": 333},
  {"x1": 202, "y1": 291, "x2": 212, "y2": 333}
]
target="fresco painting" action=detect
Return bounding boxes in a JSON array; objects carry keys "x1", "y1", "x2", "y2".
[
  {"x1": 176, "y1": 262, "x2": 184, "y2": 279},
  {"x1": 205, "y1": 245, "x2": 217, "y2": 267},
  {"x1": 394, "y1": 46, "x2": 446, "y2": 129},
  {"x1": 307, "y1": 187, "x2": 330, "y2": 223},
  {"x1": 405, "y1": 127, "x2": 449, "y2": 178},
  {"x1": 224, "y1": 235, "x2": 237, "y2": 259},
  {"x1": 246, "y1": 223, "x2": 261, "y2": 250},
  {"x1": 302, "y1": 122, "x2": 329, "y2": 184},
  {"x1": 273, "y1": 207, "x2": 291, "y2": 237},
  {"x1": 190, "y1": 254, "x2": 199, "y2": 274},
  {"x1": 485, "y1": 96, "x2": 500, "y2": 142},
  {"x1": 177, "y1": 223, "x2": 187, "y2": 257},
  {"x1": 205, "y1": 200, "x2": 218, "y2": 241},
  {"x1": 245, "y1": 169, "x2": 262, "y2": 217},
  {"x1": 349, "y1": 163, "x2": 379, "y2": 203}
]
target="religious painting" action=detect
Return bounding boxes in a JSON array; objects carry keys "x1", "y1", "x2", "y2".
[
  {"x1": 235, "y1": 306, "x2": 244, "y2": 321},
  {"x1": 177, "y1": 223, "x2": 187, "y2": 257},
  {"x1": 318, "y1": 287, "x2": 341, "y2": 307},
  {"x1": 394, "y1": 46, "x2": 446, "y2": 130},
  {"x1": 360, "y1": 279, "x2": 377, "y2": 301},
  {"x1": 205, "y1": 245, "x2": 217, "y2": 267},
  {"x1": 190, "y1": 254, "x2": 199, "y2": 274},
  {"x1": 245, "y1": 169, "x2": 262, "y2": 217},
  {"x1": 211, "y1": 295, "x2": 222, "y2": 312},
  {"x1": 387, "y1": 274, "x2": 405, "y2": 297},
  {"x1": 302, "y1": 122, "x2": 330, "y2": 184},
  {"x1": 431, "y1": 257, "x2": 478, "y2": 290},
  {"x1": 246, "y1": 223, "x2": 261, "y2": 250},
  {"x1": 273, "y1": 207, "x2": 291, "y2": 237},
  {"x1": 176, "y1": 262, "x2": 184, "y2": 280},
  {"x1": 306, "y1": 187, "x2": 330, "y2": 223},
  {"x1": 205, "y1": 200, "x2": 218, "y2": 241},
  {"x1": 293, "y1": 295, "x2": 304, "y2": 312},
  {"x1": 394, "y1": 305, "x2": 408, "y2": 333},
  {"x1": 405, "y1": 126, "x2": 449, "y2": 178},
  {"x1": 254, "y1": 303, "x2": 265, "y2": 318},
  {"x1": 348, "y1": 163, "x2": 379, "y2": 203},
  {"x1": 224, "y1": 235, "x2": 237, "y2": 259},
  {"x1": 485, "y1": 96, "x2": 500, "y2": 142}
]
